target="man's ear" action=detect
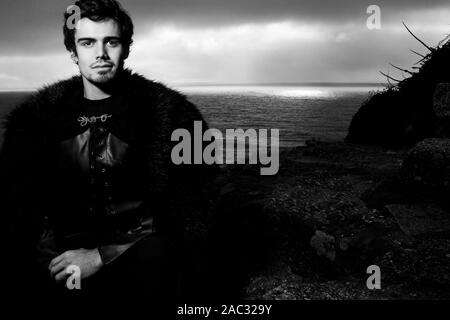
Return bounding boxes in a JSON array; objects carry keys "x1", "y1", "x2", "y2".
[{"x1": 70, "y1": 50, "x2": 78, "y2": 64}]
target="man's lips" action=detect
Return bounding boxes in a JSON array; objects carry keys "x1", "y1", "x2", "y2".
[{"x1": 92, "y1": 64, "x2": 113, "y2": 69}]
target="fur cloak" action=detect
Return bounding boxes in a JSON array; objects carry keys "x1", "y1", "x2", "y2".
[{"x1": 0, "y1": 69, "x2": 218, "y2": 293}]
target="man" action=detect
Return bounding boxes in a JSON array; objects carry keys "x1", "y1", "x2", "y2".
[{"x1": 1, "y1": 0, "x2": 217, "y2": 299}]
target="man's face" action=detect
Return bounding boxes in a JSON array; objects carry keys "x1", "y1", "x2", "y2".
[{"x1": 72, "y1": 18, "x2": 128, "y2": 84}]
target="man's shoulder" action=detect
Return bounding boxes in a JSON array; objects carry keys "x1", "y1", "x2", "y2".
[
  {"x1": 3, "y1": 75, "x2": 82, "y2": 133},
  {"x1": 123, "y1": 70, "x2": 190, "y2": 107},
  {"x1": 124, "y1": 70, "x2": 203, "y2": 124}
]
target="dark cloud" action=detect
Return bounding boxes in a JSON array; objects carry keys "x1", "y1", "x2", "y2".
[
  {"x1": 127, "y1": 0, "x2": 449, "y2": 25},
  {"x1": 0, "y1": 0, "x2": 71, "y2": 55},
  {"x1": 0, "y1": 0, "x2": 449, "y2": 55}
]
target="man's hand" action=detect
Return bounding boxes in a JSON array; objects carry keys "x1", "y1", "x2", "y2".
[{"x1": 49, "y1": 248, "x2": 103, "y2": 283}]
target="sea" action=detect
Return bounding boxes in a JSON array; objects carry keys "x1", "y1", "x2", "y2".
[{"x1": 0, "y1": 84, "x2": 384, "y2": 159}]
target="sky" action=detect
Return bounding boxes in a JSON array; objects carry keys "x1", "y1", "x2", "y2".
[{"x1": 0, "y1": 0, "x2": 449, "y2": 89}]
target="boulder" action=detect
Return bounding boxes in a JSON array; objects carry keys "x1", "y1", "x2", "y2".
[
  {"x1": 310, "y1": 230, "x2": 336, "y2": 262},
  {"x1": 401, "y1": 138, "x2": 450, "y2": 191},
  {"x1": 385, "y1": 203, "x2": 450, "y2": 236}
]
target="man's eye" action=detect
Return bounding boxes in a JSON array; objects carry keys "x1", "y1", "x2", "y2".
[
  {"x1": 107, "y1": 40, "x2": 120, "y2": 47},
  {"x1": 81, "y1": 41, "x2": 93, "y2": 47}
]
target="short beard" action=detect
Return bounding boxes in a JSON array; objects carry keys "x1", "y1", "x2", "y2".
[
  {"x1": 87, "y1": 61, "x2": 124, "y2": 86},
  {"x1": 90, "y1": 71, "x2": 116, "y2": 84}
]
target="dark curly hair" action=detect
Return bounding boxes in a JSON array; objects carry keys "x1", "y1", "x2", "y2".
[{"x1": 63, "y1": 0, "x2": 134, "y2": 54}]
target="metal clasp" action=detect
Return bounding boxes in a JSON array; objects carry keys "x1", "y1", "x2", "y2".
[{"x1": 78, "y1": 114, "x2": 112, "y2": 127}]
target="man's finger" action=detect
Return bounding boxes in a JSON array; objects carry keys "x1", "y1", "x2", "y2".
[
  {"x1": 49, "y1": 253, "x2": 66, "y2": 269},
  {"x1": 50, "y1": 260, "x2": 68, "y2": 277},
  {"x1": 55, "y1": 269, "x2": 69, "y2": 283}
]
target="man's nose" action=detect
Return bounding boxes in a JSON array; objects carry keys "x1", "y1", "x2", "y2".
[{"x1": 96, "y1": 43, "x2": 109, "y2": 60}]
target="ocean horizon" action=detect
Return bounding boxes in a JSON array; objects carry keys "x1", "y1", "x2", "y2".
[{"x1": 0, "y1": 82, "x2": 387, "y2": 92}]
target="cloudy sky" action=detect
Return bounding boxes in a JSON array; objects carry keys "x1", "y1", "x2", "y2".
[{"x1": 0, "y1": 0, "x2": 449, "y2": 89}]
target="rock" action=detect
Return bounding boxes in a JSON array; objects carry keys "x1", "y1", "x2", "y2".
[
  {"x1": 361, "y1": 178, "x2": 407, "y2": 208},
  {"x1": 377, "y1": 238, "x2": 450, "y2": 290},
  {"x1": 401, "y1": 138, "x2": 450, "y2": 191},
  {"x1": 385, "y1": 203, "x2": 450, "y2": 236},
  {"x1": 347, "y1": 224, "x2": 386, "y2": 249},
  {"x1": 310, "y1": 230, "x2": 336, "y2": 261},
  {"x1": 265, "y1": 184, "x2": 369, "y2": 231},
  {"x1": 433, "y1": 83, "x2": 450, "y2": 137}
]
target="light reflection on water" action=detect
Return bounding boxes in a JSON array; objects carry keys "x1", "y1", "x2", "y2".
[{"x1": 176, "y1": 85, "x2": 380, "y2": 98}]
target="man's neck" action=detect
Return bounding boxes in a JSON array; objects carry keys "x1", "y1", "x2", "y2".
[{"x1": 82, "y1": 77, "x2": 112, "y2": 100}]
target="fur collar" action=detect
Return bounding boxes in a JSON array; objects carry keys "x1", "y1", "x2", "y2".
[{"x1": 3, "y1": 68, "x2": 193, "y2": 135}]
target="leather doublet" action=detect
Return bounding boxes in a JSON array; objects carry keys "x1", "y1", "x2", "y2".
[
  {"x1": 49, "y1": 98, "x2": 154, "y2": 252},
  {"x1": 59, "y1": 124, "x2": 135, "y2": 217}
]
